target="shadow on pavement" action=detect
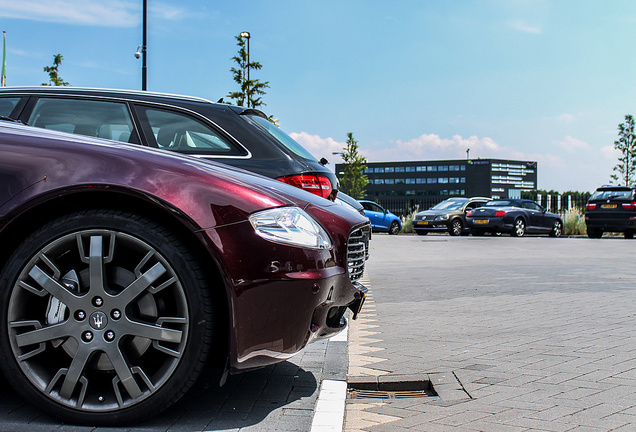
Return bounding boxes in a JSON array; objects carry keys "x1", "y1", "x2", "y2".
[{"x1": 0, "y1": 361, "x2": 318, "y2": 432}]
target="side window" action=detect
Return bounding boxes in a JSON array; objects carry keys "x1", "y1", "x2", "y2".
[
  {"x1": 0, "y1": 97, "x2": 21, "y2": 117},
  {"x1": 135, "y1": 105, "x2": 242, "y2": 156},
  {"x1": 27, "y1": 98, "x2": 136, "y2": 143}
]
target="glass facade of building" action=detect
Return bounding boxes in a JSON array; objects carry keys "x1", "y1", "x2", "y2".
[{"x1": 335, "y1": 158, "x2": 537, "y2": 199}]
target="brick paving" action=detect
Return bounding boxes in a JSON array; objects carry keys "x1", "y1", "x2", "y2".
[{"x1": 345, "y1": 235, "x2": 636, "y2": 432}]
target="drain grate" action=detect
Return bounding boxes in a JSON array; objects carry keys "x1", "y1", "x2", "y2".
[{"x1": 347, "y1": 379, "x2": 436, "y2": 400}]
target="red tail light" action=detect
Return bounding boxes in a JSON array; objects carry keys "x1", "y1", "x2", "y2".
[
  {"x1": 276, "y1": 174, "x2": 334, "y2": 199},
  {"x1": 494, "y1": 211, "x2": 505, "y2": 217},
  {"x1": 466, "y1": 210, "x2": 473, "y2": 217},
  {"x1": 622, "y1": 201, "x2": 636, "y2": 211},
  {"x1": 586, "y1": 203, "x2": 596, "y2": 211}
]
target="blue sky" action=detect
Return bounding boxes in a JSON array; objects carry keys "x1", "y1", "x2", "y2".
[{"x1": 2, "y1": 0, "x2": 635, "y2": 192}]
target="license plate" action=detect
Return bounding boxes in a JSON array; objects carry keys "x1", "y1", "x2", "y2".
[
  {"x1": 475, "y1": 219, "x2": 489, "y2": 224},
  {"x1": 601, "y1": 204, "x2": 617, "y2": 209},
  {"x1": 417, "y1": 221, "x2": 429, "y2": 225}
]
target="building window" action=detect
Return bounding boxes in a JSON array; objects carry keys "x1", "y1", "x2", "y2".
[
  {"x1": 427, "y1": 166, "x2": 437, "y2": 172},
  {"x1": 375, "y1": 167, "x2": 384, "y2": 173},
  {"x1": 427, "y1": 178, "x2": 437, "y2": 184},
  {"x1": 439, "y1": 178, "x2": 449, "y2": 184},
  {"x1": 385, "y1": 179, "x2": 395, "y2": 184},
  {"x1": 439, "y1": 166, "x2": 448, "y2": 171},
  {"x1": 406, "y1": 166, "x2": 415, "y2": 172},
  {"x1": 385, "y1": 167, "x2": 394, "y2": 173},
  {"x1": 395, "y1": 167, "x2": 405, "y2": 173},
  {"x1": 374, "y1": 179, "x2": 383, "y2": 184},
  {"x1": 406, "y1": 178, "x2": 415, "y2": 184}
]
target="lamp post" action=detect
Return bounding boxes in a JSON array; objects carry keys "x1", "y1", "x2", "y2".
[
  {"x1": 134, "y1": 0, "x2": 148, "y2": 91},
  {"x1": 239, "y1": 31, "x2": 250, "y2": 107}
]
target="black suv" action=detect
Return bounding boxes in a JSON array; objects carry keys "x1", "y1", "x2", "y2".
[
  {"x1": 0, "y1": 87, "x2": 339, "y2": 200},
  {"x1": 413, "y1": 196, "x2": 491, "y2": 236},
  {"x1": 585, "y1": 185, "x2": 636, "y2": 238}
]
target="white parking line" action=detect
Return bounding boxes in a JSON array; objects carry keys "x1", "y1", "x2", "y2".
[{"x1": 310, "y1": 379, "x2": 348, "y2": 432}]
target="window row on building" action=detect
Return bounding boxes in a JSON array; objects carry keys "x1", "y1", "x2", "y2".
[
  {"x1": 372, "y1": 177, "x2": 466, "y2": 185},
  {"x1": 364, "y1": 165, "x2": 466, "y2": 174},
  {"x1": 366, "y1": 189, "x2": 466, "y2": 197}
]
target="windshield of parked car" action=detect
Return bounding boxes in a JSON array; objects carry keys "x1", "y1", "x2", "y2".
[
  {"x1": 485, "y1": 200, "x2": 513, "y2": 207},
  {"x1": 590, "y1": 189, "x2": 633, "y2": 200},
  {"x1": 431, "y1": 200, "x2": 465, "y2": 211},
  {"x1": 246, "y1": 114, "x2": 319, "y2": 162}
]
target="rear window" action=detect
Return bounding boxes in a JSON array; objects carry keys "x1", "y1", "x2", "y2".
[
  {"x1": 590, "y1": 189, "x2": 633, "y2": 200},
  {"x1": 245, "y1": 114, "x2": 318, "y2": 162},
  {"x1": 486, "y1": 200, "x2": 513, "y2": 207}
]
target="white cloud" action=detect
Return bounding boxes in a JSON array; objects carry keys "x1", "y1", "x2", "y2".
[
  {"x1": 290, "y1": 130, "x2": 615, "y2": 191},
  {"x1": 0, "y1": 0, "x2": 186, "y2": 27},
  {"x1": 557, "y1": 113, "x2": 575, "y2": 123},
  {"x1": 290, "y1": 132, "x2": 345, "y2": 162},
  {"x1": 554, "y1": 136, "x2": 591, "y2": 153},
  {"x1": 508, "y1": 19, "x2": 543, "y2": 34}
]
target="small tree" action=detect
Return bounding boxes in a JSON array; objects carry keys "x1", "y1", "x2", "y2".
[
  {"x1": 42, "y1": 54, "x2": 69, "y2": 86},
  {"x1": 339, "y1": 132, "x2": 368, "y2": 199},
  {"x1": 610, "y1": 114, "x2": 636, "y2": 186},
  {"x1": 227, "y1": 34, "x2": 269, "y2": 109}
]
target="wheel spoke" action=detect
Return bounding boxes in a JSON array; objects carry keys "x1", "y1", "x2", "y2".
[
  {"x1": 14, "y1": 321, "x2": 72, "y2": 347},
  {"x1": 60, "y1": 345, "x2": 92, "y2": 399},
  {"x1": 116, "y1": 262, "x2": 166, "y2": 305},
  {"x1": 123, "y1": 320, "x2": 183, "y2": 344},
  {"x1": 27, "y1": 266, "x2": 79, "y2": 306},
  {"x1": 108, "y1": 349, "x2": 143, "y2": 398},
  {"x1": 89, "y1": 236, "x2": 106, "y2": 294}
]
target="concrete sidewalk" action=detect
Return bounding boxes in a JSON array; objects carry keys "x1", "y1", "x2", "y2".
[{"x1": 344, "y1": 235, "x2": 636, "y2": 432}]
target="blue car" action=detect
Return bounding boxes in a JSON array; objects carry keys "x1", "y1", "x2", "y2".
[{"x1": 359, "y1": 200, "x2": 402, "y2": 235}]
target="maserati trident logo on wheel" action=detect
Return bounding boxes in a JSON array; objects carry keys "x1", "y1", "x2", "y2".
[{"x1": 90, "y1": 312, "x2": 108, "y2": 330}]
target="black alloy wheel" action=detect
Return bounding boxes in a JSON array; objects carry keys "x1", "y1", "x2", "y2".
[
  {"x1": 449, "y1": 219, "x2": 463, "y2": 236},
  {"x1": 389, "y1": 221, "x2": 400, "y2": 235},
  {"x1": 0, "y1": 209, "x2": 214, "y2": 425},
  {"x1": 511, "y1": 218, "x2": 526, "y2": 237},
  {"x1": 550, "y1": 220, "x2": 563, "y2": 238}
]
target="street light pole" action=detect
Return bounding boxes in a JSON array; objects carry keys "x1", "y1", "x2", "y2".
[
  {"x1": 142, "y1": 0, "x2": 147, "y2": 90},
  {"x1": 240, "y1": 31, "x2": 250, "y2": 107}
]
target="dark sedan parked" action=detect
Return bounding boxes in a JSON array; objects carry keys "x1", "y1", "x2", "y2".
[
  {"x1": 585, "y1": 185, "x2": 636, "y2": 238},
  {"x1": 0, "y1": 86, "x2": 339, "y2": 200},
  {"x1": 413, "y1": 197, "x2": 490, "y2": 236},
  {"x1": 0, "y1": 122, "x2": 370, "y2": 425},
  {"x1": 466, "y1": 199, "x2": 563, "y2": 237}
]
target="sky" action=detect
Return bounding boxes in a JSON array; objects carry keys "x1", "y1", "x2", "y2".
[{"x1": 1, "y1": 0, "x2": 635, "y2": 192}]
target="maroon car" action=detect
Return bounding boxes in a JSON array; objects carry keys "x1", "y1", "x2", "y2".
[{"x1": 0, "y1": 122, "x2": 369, "y2": 425}]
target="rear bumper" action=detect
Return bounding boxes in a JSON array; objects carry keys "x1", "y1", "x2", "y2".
[{"x1": 585, "y1": 215, "x2": 636, "y2": 232}]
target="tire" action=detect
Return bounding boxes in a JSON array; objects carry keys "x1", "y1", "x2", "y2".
[
  {"x1": 471, "y1": 230, "x2": 485, "y2": 236},
  {"x1": 511, "y1": 218, "x2": 526, "y2": 237},
  {"x1": 415, "y1": 230, "x2": 428, "y2": 236},
  {"x1": 0, "y1": 209, "x2": 214, "y2": 425},
  {"x1": 587, "y1": 227, "x2": 603, "y2": 239},
  {"x1": 449, "y1": 219, "x2": 463, "y2": 236},
  {"x1": 389, "y1": 221, "x2": 400, "y2": 235},
  {"x1": 625, "y1": 231, "x2": 634, "y2": 239},
  {"x1": 549, "y1": 220, "x2": 563, "y2": 238}
]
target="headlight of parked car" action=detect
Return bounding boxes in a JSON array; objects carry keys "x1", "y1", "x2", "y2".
[
  {"x1": 249, "y1": 207, "x2": 332, "y2": 250},
  {"x1": 435, "y1": 214, "x2": 449, "y2": 221}
]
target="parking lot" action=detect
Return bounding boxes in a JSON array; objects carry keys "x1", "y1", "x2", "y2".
[
  {"x1": 346, "y1": 234, "x2": 636, "y2": 431},
  {"x1": 1, "y1": 234, "x2": 635, "y2": 431}
]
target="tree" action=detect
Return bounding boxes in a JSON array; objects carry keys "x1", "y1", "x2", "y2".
[
  {"x1": 339, "y1": 132, "x2": 369, "y2": 199},
  {"x1": 42, "y1": 54, "x2": 69, "y2": 86},
  {"x1": 227, "y1": 34, "x2": 269, "y2": 109},
  {"x1": 610, "y1": 114, "x2": 636, "y2": 186}
]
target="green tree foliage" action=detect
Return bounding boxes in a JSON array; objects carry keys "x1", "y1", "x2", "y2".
[
  {"x1": 339, "y1": 132, "x2": 369, "y2": 199},
  {"x1": 227, "y1": 35, "x2": 269, "y2": 110},
  {"x1": 610, "y1": 114, "x2": 636, "y2": 186},
  {"x1": 42, "y1": 54, "x2": 69, "y2": 86}
]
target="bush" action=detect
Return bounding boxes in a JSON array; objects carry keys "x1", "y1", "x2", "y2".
[
  {"x1": 563, "y1": 209, "x2": 587, "y2": 236},
  {"x1": 401, "y1": 211, "x2": 416, "y2": 233}
]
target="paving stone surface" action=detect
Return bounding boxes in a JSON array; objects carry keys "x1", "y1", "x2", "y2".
[
  {"x1": 0, "y1": 334, "x2": 345, "y2": 431},
  {"x1": 345, "y1": 234, "x2": 636, "y2": 432}
]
